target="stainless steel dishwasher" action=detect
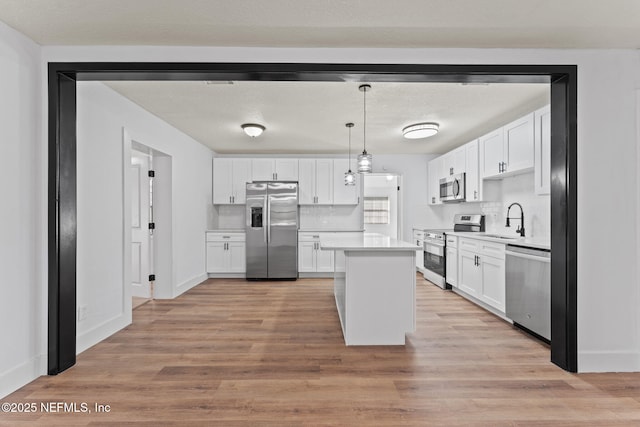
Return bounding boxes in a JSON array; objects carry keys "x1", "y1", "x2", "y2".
[{"x1": 505, "y1": 245, "x2": 551, "y2": 341}]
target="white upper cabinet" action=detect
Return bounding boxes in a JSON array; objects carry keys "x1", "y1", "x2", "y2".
[
  {"x1": 504, "y1": 112, "x2": 535, "y2": 173},
  {"x1": 481, "y1": 113, "x2": 534, "y2": 179},
  {"x1": 298, "y1": 159, "x2": 334, "y2": 205},
  {"x1": 213, "y1": 158, "x2": 252, "y2": 204},
  {"x1": 534, "y1": 105, "x2": 551, "y2": 195},
  {"x1": 479, "y1": 128, "x2": 505, "y2": 179},
  {"x1": 332, "y1": 159, "x2": 360, "y2": 205},
  {"x1": 251, "y1": 159, "x2": 274, "y2": 181},
  {"x1": 428, "y1": 156, "x2": 443, "y2": 205},
  {"x1": 251, "y1": 158, "x2": 299, "y2": 181},
  {"x1": 464, "y1": 139, "x2": 481, "y2": 202},
  {"x1": 441, "y1": 146, "x2": 466, "y2": 177}
]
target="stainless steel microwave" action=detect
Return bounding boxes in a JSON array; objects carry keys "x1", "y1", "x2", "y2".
[{"x1": 439, "y1": 173, "x2": 466, "y2": 202}]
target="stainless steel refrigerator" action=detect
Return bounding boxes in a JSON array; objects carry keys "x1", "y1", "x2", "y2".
[{"x1": 245, "y1": 182, "x2": 299, "y2": 280}]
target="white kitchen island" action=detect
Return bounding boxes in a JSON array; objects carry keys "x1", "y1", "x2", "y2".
[{"x1": 320, "y1": 233, "x2": 421, "y2": 345}]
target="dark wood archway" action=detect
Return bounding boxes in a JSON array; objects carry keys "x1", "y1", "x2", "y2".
[{"x1": 48, "y1": 62, "x2": 577, "y2": 374}]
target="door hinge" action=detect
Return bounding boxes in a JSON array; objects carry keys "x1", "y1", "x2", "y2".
[
  {"x1": 397, "y1": 186, "x2": 400, "y2": 191},
  {"x1": 148, "y1": 222, "x2": 155, "y2": 230},
  {"x1": 148, "y1": 170, "x2": 155, "y2": 177},
  {"x1": 149, "y1": 274, "x2": 156, "y2": 282}
]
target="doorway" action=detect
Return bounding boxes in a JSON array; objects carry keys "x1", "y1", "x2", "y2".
[
  {"x1": 123, "y1": 131, "x2": 174, "y2": 311},
  {"x1": 363, "y1": 173, "x2": 402, "y2": 239},
  {"x1": 48, "y1": 62, "x2": 577, "y2": 374},
  {"x1": 130, "y1": 148, "x2": 153, "y2": 305}
]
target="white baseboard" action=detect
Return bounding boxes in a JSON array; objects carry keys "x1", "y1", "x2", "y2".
[
  {"x1": 578, "y1": 350, "x2": 640, "y2": 373},
  {"x1": 298, "y1": 272, "x2": 333, "y2": 278},
  {"x1": 207, "y1": 273, "x2": 246, "y2": 279},
  {"x1": 0, "y1": 354, "x2": 46, "y2": 399},
  {"x1": 174, "y1": 273, "x2": 207, "y2": 297},
  {"x1": 76, "y1": 312, "x2": 131, "y2": 354}
]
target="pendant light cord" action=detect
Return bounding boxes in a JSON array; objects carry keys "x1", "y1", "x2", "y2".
[
  {"x1": 363, "y1": 86, "x2": 367, "y2": 153},
  {"x1": 348, "y1": 125, "x2": 352, "y2": 169}
]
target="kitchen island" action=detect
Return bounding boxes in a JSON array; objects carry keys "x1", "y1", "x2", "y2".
[{"x1": 320, "y1": 233, "x2": 421, "y2": 345}]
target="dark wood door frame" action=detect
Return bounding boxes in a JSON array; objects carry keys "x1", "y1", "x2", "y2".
[{"x1": 48, "y1": 62, "x2": 577, "y2": 374}]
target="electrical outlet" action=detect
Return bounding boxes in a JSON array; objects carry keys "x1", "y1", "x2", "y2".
[{"x1": 77, "y1": 305, "x2": 88, "y2": 322}]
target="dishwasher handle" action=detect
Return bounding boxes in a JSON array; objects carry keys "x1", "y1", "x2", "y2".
[{"x1": 505, "y1": 249, "x2": 551, "y2": 263}]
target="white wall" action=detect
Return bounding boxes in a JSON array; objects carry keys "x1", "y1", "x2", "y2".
[
  {"x1": 31, "y1": 45, "x2": 640, "y2": 374},
  {"x1": 0, "y1": 21, "x2": 44, "y2": 397},
  {"x1": 76, "y1": 82, "x2": 213, "y2": 353}
]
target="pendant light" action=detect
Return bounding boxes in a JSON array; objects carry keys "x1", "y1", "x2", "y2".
[
  {"x1": 344, "y1": 122, "x2": 356, "y2": 186},
  {"x1": 357, "y1": 84, "x2": 372, "y2": 173}
]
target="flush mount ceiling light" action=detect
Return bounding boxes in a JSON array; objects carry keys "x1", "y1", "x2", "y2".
[
  {"x1": 241, "y1": 123, "x2": 265, "y2": 138},
  {"x1": 402, "y1": 122, "x2": 439, "y2": 139},
  {"x1": 344, "y1": 122, "x2": 356, "y2": 186},
  {"x1": 357, "y1": 84, "x2": 372, "y2": 174}
]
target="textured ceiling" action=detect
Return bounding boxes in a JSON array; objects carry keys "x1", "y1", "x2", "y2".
[
  {"x1": 103, "y1": 81, "x2": 549, "y2": 155},
  {"x1": 1, "y1": 0, "x2": 639, "y2": 48}
]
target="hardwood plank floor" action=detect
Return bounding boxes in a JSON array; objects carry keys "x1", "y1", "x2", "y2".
[{"x1": 3, "y1": 276, "x2": 640, "y2": 426}]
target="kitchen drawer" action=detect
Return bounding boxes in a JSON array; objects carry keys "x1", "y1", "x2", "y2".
[
  {"x1": 445, "y1": 235, "x2": 458, "y2": 248},
  {"x1": 298, "y1": 232, "x2": 322, "y2": 241},
  {"x1": 458, "y1": 237, "x2": 481, "y2": 252},
  {"x1": 412, "y1": 229, "x2": 426, "y2": 240},
  {"x1": 206, "y1": 232, "x2": 245, "y2": 242},
  {"x1": 480, "y1": 241, "x2": 505, "y2": 259},
  {"x1": 298, "y1": 232, "x2": 336, "y2": 242}
]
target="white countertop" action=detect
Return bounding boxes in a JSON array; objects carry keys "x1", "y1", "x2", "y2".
[
  {"x1": 447, "y1": 231, "x2": 551, "y2": 251},
  {"x1": 206, "y1": 229, "x2": 245, "y2": 233},
  {"x1": 299, "y1": 229, "x2": 365, "y2": 232},
  {"x1": 320, "y1": 233, "x2": 422, "y2": 252}
]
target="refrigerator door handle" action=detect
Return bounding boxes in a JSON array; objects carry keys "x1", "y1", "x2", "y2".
[
  {"x1": 266, "y1": 195, "x2": 271, "y2": 244},
  {"x1": 262, "y1": 195, "x2": 268, "y2": 243}
]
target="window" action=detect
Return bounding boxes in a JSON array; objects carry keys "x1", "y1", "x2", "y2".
[{"x1": 364, "y1": 197, "x2": 390, "y2": 224}]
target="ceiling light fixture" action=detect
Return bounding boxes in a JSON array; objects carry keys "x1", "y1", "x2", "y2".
[
  {"x1": 357, "y1": 84, "x2": 372, "y2": 174},
  {"x1": 344, "y1": 122, "x2": 356, "y2": 186},
  {"x1": 402, "y1": 122, "x2": 439, "y2": 139},
  {"x1": 241, "y1": 123, "x2": 265, "y2": 138}
]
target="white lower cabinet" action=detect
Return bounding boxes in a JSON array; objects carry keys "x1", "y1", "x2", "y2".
[
  {"x1": 479, "y1": 254, "x2": 505, "y2": 311},
  {"x1": 458, "y1": 249, "x2": 481, "y2": 297},
  {"x1": 445, "y1": 235, "x2": 458, "y2": 287},
  {"x1": 456, "y1": 237, "x2": 505, "y2": 313},
  {"x1": 298, "y1": 232, "x2": 334, "y2": 274},
  {"x1": 206, "y1": 232, "x2": 246, "y2": 274}
]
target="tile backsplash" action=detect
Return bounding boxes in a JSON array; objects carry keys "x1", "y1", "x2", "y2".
[
  {"x1": 211, "y1": 203, "x2": 363, "y2": 231},
  {"x1": 433, "y1": 172, "x2": 550, "y2": 238}
]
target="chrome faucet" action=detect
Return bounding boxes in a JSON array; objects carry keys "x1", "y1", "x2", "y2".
[{"x1": 506, "y1": 202, "x2": 525, "y2": 237}]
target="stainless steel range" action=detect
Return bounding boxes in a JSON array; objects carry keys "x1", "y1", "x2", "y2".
[{"x1": 422, "y1": 214, "x2": 485, "y2": 289}]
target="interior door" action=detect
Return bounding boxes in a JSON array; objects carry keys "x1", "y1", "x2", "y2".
[{"x1": 131, "y1": 152, "x2": 151, "y2": 298}]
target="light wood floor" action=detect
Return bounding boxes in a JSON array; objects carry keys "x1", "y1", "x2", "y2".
[{"x1": 3, "y1": 276, "x2": 640, "y2": 426}]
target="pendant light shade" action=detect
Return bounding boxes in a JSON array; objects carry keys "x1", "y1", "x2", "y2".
[
  {"x1": 357, "y1": 84, "x2": 372, "y2": 174},
  {"x1": 344, "y1": 122, "x2": 356, "y2": 186}
]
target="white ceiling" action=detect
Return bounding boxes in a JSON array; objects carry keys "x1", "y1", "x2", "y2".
[
  {"x1": 104, "y1": 81, "x2": 549, "y2": 154},
  {"x1": 1, "y1": 0, "x2": 639, "y2": 48},
  {"x1": 0, "y1": 1, "x2": 609, "y2": 154}
]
